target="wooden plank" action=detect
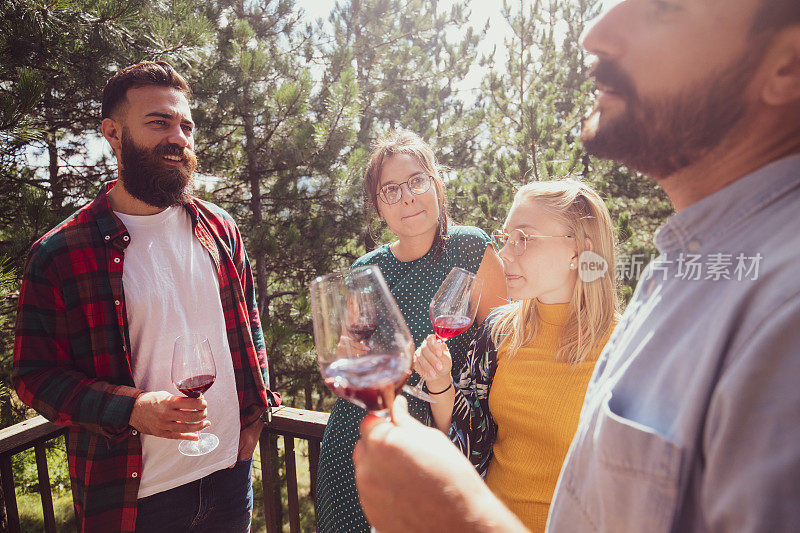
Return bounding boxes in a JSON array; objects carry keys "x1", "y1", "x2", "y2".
[
  {"x1": 263, "y1": 407, "x2": 329, "y2": 441},
  {"x1": 259, "y1": 432, "x2": 279, "y2": 533},
  {"x1": 308, "y1": 439, "x2": 320, "y2": 504},
  {"x1": 284, "y1": 436, "x2": 300, "y2": 533},
  {"x1": 34, "y1": 443, "x2": 56, "y2": 533},
  {"x1": 0, "y1": 455, "x2": 20, "y2": 533},
  {"x1": 308, "y1": 439, "x2": 320, "y2": 532},
  {"x1": 0, "y1": 417, "x2": 65, "y2": 456}
]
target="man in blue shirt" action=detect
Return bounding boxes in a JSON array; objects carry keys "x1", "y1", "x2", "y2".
[{"x1": 352, "y1": 1, "x2": 800, "y2": 531}]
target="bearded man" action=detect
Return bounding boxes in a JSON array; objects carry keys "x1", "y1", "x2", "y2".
[
  {"x1": 13, "y1": 61, "x2": 280, "y2": 532},
  {"x1": 351, "y1": 1, "x2": 800, "y2": 531}
]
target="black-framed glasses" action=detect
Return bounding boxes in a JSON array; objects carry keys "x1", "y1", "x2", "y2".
[
  {"x1": 378, "y1": 174, "x2": 433, "y2": 204},
  {"x1": 492, "y1": 229, "x2": 574, "y2": 256}
]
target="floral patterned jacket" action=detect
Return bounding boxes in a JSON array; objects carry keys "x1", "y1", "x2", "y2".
[{"x1": 447, "y1": 311, "x2": 502, "y2": 477}]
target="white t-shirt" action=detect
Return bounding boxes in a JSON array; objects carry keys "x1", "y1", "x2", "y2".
[{"x1": 116, "y1": 206, "x2": 240, "y2": 499}]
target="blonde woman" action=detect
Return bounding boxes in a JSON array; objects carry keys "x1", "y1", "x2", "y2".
[{"x1": 414, "y1": 179, "x2": 618, "y2": 532}]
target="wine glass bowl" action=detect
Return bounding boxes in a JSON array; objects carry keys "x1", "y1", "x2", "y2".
[
  {"x1": 412, "y1": 267, "x2": 483, "y2": 394},
  {"x1": 171, "y1": 334, "x2": 219, "y2": 456},
  {"x1": 310, "y1": 265, "x2": 415, "y2": 418}
]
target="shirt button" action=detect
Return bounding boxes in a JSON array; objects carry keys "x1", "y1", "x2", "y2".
[
  {"x1": 113, "y1": 257, "x2": 121, "y2": 263},
  {"x1": 131, "y1": 429, "x2": 138, "y2": 436},
  {"x1": 114, "y1": 300, "x2": 121, "y2": 306},
  {"x1": 131, "y1": 472, "x2": 138, "y2": 478},
  {"x1": 104, "y1": 235, "x2": 110, "y2": 241},
  {"x1": 123, "y1": 235, "x2": 130, "y2": 242}
]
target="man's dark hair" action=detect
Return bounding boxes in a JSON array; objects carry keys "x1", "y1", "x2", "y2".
[
  {"x1": 101, "y1": 61, "x2": 191, "y2": 119},
  {"x1": 752, "y1": 0, "x2": 800, "y2": 35}
]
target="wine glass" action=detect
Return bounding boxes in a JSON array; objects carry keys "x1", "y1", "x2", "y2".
[
  {"x1": 309, "y1": 265, "x2": 414, "y2": 419},
  {"x1": 413, "y1": 267, "x2": 483, "y2": 395},
  {"x1": 172, "y1": 334, "x2": 219, "y2": 456}
]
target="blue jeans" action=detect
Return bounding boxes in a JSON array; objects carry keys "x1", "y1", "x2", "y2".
[{"x1": 135, "y1": 459, "x2": 253, "y2": 533}]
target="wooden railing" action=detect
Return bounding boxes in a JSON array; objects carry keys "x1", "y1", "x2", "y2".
[{"x1": 0, "y1": 406, "x2": 329, "y2": 533}]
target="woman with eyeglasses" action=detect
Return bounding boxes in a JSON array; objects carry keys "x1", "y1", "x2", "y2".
[
  {"x1": 316, "y1": 130, "x2": 507, "y2": 533},
  {"x1": 414, "y1": 179, "x2": 619, "y2": 532}
]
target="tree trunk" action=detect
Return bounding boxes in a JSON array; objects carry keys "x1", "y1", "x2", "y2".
[{"x1": 47, "y1": 133, "x2": 62, "y2": 211}]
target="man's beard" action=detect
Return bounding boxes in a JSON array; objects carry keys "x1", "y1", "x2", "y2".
[
  {"x1": 119, "y1": 128, "x2": 198, "y2": 208},
  {"x1": 580, "y1": 52, "x2": 761, "y2": 178}
]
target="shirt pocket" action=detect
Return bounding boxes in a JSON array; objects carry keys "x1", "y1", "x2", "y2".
[{"x1": 592, "y1": 394, "x2": 684, "y2": 532}]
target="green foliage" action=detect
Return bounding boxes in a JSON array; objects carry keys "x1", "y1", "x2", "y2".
[{"x1": 12, "y1": 437, "x2": 71, "y2": 494}]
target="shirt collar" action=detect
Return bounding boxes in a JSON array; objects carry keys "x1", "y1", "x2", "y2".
[
  {"x1": 88, "y1": 180, "x2": 200, "y2": 249},
  {"x1": 654, "y1": 154, "x2": 800, "y2": 254}
]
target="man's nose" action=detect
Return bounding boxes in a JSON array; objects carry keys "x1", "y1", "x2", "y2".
[
  {"x1": 166, "y1": 125, "x2": 190, "y2": 148},
  {"x1": 581, "y1": 0, "x2": 629, "y2": 60}
]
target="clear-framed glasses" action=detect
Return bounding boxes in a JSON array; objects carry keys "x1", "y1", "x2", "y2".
[
  {"x1": 378, "y1": 174, "x2": 433, "y2": 204},
  {"x1": 492, "y1": 229, "x2": 574, "y2": 256}
]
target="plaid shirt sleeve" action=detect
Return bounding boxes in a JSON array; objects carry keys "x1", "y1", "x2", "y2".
[{"x1": 13, "y1": 243, "x2": 142, "y2": 440}]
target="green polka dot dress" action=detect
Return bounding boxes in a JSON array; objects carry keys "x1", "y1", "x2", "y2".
[{"x1": 316, "y1": 226, "x2": 492, "y2": 532}]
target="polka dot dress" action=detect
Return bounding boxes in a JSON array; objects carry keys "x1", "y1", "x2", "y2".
[{"x1": 316, "y1": 226, "x2": 492, "y2": 532}]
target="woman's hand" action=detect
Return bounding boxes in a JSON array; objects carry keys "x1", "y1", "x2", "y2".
[{"x1": 414, "y1": 334, "x2": 453, "y2": 392}]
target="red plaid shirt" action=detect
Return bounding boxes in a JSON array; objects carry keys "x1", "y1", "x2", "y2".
[{"x1": 13, "y1": 182, "x2": 280, "y2": 532}]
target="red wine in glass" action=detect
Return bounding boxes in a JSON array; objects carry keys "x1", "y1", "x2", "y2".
[
  {"x1": 347, "y1": 321, "x2": 378, "y2": 342},
  {"x1": 322, "y1": 354, "x2": 410, "y2": 412},
  {"x1": 176, "y1": 374, "x2": 216, "y2": 398},
  {"x1": 432, "y1": 314, "x2": 473, "y2": 341},
  {"x1": 172, "y1": 334, "x2": 219, "y2": 456}
]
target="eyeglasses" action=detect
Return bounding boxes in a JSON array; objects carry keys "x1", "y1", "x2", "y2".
[
  {"x1": 378, "y1": 174, "x2": 433, "y2": 205},
  {"x1": 492, "y1": 229, "x2": 574, "y2": 256}
]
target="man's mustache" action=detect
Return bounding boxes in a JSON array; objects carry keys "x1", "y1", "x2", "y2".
[
  {"x1": 589, "y1": 60, "x2": 637, "y2": 102},
  {"x1": 153, "y1": 143, "x2": 193, "y2": 158}
]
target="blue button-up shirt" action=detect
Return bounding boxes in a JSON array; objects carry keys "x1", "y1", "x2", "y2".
[{"x1": 547, "y1": 155, "x2": 800, "y2": 532}]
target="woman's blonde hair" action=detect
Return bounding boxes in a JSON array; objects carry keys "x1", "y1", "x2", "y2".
[
  {"x1": 363, "y1": 130, "x2": 449, "y2": 259},
  {"x1": 491, "y1": 179, "x2": 619, "y2": 365}
]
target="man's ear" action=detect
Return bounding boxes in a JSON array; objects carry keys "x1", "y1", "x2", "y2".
[
  {"x1": 760, "y1": 27, "x2": 800, "y2": 106},
  {"x1": 101, "y1": 117, "x2": 123, "y2": 155}
]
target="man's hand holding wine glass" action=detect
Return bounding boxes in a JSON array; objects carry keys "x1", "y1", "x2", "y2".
[
  {"x1": 129, "y1": 390, "x2": 210, "y2": 440},
  {"x1": 354, "y1": 395, "x2": 526, "y2": 533}
]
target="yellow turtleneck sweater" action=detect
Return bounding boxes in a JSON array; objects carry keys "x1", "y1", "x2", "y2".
[{"x1": 484, "y1": 301, "x2": 613, "y2": 532}]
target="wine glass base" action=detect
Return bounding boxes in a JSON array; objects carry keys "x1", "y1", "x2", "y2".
[{"x1": 179, "y1": 433, "x2": 220, "y2": 456}]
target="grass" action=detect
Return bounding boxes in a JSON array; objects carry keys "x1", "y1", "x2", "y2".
[
  {"x1": 15, "y1": 437, "x2": 316, "y2": 532},
  {"x1": 16, "y1": 491, "x2": 76, "y2": 533}
]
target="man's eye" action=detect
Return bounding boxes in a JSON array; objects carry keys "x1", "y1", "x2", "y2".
[{"x1": 182, "y1": 124, "x2": 194, "y2": 133}]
